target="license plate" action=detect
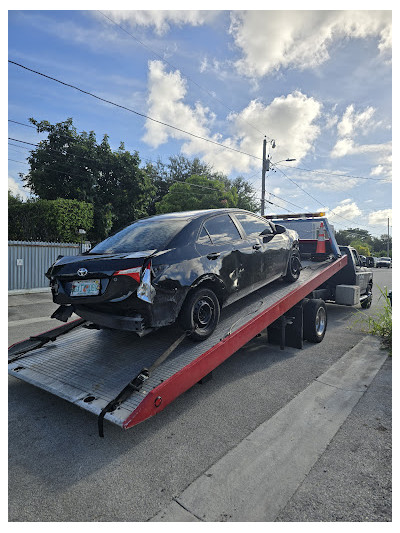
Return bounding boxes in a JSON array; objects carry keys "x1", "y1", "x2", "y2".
[{"x1": 71, "y1": 279, "x2": 100, "y2": 296}]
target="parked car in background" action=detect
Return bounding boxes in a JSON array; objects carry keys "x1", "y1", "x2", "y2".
[
  {"x1": 46, "y1": 209, "x2": 301, "y2": 341},
  {"x1": 376, "y1": 256, "x2": 392, "y2": 268},
  {"x1": 360, "y1": 255, "x2": 367, "y2": 266},
  {"x1": 366, "y1": 256, "x2": 376, "y2": 268}
]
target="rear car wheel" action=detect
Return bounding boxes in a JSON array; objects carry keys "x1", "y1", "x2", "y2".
[
  {"x1": 284, "y1": 248, "x2": 301, "y2": 282},
  {"x1": 303, "y1": 299, "x2": 327, "y2": 343},
  {"x1": 180, "y1": 287, "x2": 220, "y2": 341}
]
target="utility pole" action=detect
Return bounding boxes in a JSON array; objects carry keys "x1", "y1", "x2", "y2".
[
  {"x1": 261, "y1": 137, "x2": 295, "y2": 216},
  {"x1": 387, "y1": 217, "x2": 390, "y2": 257},
  {"x1": 261, "y1": 137, "x2": 267, "y2": 216}
]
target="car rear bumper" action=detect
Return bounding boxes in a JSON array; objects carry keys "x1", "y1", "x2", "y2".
[{"x1": 74, "y1": 306, "x2": 152, "y2": 336}]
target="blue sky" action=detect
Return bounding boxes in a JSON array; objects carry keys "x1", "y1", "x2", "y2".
[{"x1": 7, "y1": 6, "x2": 392, "y2": 237}]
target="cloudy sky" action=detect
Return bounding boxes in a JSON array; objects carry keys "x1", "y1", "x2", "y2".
[{"x1": 8, "y1": 6, "x2": 392, "y2": 236}]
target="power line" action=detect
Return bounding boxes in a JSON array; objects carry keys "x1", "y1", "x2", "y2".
[
  {"x1": 97, "y1": 10, "x2": 268, "y2": 140},
  {"x1": 9, "y1": 60, "x2": 262, "y2": 163},
  {"x1": 9, "y1": 118, "x2": 389, "y2": 185},
  {"x1": 8, "y1": 123, "x2": 389, "y2": 235},
  {"x1": 272, "y1": 164, "x2": 385, "y2": 230},
  {"x1": 275, "y1": 162, "x2": 390, "y2": 182},
  {"x1": 8, "y1": 119, "x2": 36, "y2": 129}
]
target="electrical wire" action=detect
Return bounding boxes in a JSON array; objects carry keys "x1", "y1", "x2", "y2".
[
  {"x1": 8, "y1": 123, "x2": 389, "y2": 234},
  {"x1": 276, "y1": 162, "x2": 390, "y2": 182},
  {"x1": 271, "y1": 164, "x2": 386, "y2": 231},
  {"x1": 9, "y1": 60, "x2": 262, "y2": 163},
  {"x1": 97, "y1": 10, "x2": 269, "y2": 141}
]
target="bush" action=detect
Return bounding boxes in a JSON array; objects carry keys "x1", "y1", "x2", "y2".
[
  {"x1": 9, "y1": 197, "x2": 93, "y2": 242},
  {"x1": 362, "y1": 286, "x2": 392, "y2": 355}
]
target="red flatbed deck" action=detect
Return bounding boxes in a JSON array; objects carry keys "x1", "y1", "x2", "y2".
[{"x1": 8, "y1": 256, "x2": 347, "y2": 431}]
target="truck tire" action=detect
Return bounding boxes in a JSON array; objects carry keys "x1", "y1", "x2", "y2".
[
  {"x1": 361, "y1": 284, "x2": 373, "y2": 309},
  {"x1": 284, "y1": 248, "x2": 301, "y2": 282},
  {"x1": 180, "y1": 287, "x2": 220, "y2": 341},
  {"x1": 303, "y1": 299, "x2": 327, "y2": 343}
]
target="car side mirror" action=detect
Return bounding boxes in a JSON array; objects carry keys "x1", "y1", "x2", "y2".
[{"x1": 274, "y1": 224, "x2": 286, "y2": 234}]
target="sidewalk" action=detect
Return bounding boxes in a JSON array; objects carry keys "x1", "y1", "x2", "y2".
[{"x1": 152, "y1": 336, "x2": 391, "y2": 522}]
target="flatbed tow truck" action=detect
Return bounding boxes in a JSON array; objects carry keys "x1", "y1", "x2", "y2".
[{"x1": 8, "y1": 214, "x2": 373, "y2": 437}]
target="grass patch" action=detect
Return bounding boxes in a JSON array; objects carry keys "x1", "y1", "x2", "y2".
[{"x1": 357, "y1": 286, "x2": 392, "y2": 355}]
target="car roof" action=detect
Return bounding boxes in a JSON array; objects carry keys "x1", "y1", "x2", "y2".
[{"x1": 138, "y1": 208, "x2": 252, "y2": 222}]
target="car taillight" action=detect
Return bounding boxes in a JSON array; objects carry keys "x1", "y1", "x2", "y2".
[{"x1": 113, "y1": 266, "x2": 141, "y2": 283}]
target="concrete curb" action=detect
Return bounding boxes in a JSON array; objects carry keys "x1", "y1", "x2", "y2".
[
  {"x1": 151, "y1": 336, "x2": 387, "y2": 522},
  {"x1": 8, "y1": 288, "x2": 51, "y2": 295}
]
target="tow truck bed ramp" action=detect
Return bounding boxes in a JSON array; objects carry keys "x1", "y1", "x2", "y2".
[{"x1": 9, "y1": 257, "x2": 346, "y2": 431}]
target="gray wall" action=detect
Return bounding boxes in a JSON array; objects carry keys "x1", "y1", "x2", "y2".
[{"x1": 8, "y1": 241, "x2": 86, "y2": 291}]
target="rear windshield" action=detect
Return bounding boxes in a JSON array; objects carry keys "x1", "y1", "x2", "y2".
[{"x1": 90, "y1": 218, "x2": 189, "y2": 254}]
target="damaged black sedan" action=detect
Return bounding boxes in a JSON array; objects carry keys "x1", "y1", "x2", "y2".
[{"x1": 46, "y1": 209, "x2": 300, "y2": 341}]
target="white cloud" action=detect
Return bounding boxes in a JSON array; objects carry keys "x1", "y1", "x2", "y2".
[
  {"x1": 330, "y1": 139, "x2": 392, "y2": 179},
  {"x1": 8, "y1": 177, "x2": 29, "y2": 200},
  {"x1": 142, "y1": 60, "x2": 215, "y2": 148},
  {"x1": 336, "y1": 105, "x2": 376, "y2": 138},
  {"x1": 368, "y1": 209, "x2": 392, "y2": 227},
  {"x1": 142, "y1": 61, "x2": 322, "y2": 175},
  {"x1": 329, "y1": 199, "x2": 362, "y2": 222},
  {"x1": 102, "y1": 10, "x2": 218, "y2": 35},
  {"x1": 329, "y1": 103, "x2": 392, "y2": 181},
  {"x1": 229, "y1": 11, "x2": 391, "y2": 78}
]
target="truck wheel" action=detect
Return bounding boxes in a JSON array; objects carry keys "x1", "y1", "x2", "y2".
[
  {"x1": 180, "y1": 287, "x2": 220, "y2": 341},
  {"x1": 361, "y1": 285, "x2": 373, "y2": 309},
  {"x1": 284, "y1": 248, "x2": 301, "y2": 282},
  {"x1": 303, "y1": 299, "x2": 327, "y2": 343}
]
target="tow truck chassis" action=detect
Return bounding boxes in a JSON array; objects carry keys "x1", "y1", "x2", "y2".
[{"x1": 9, "y1": 256, "x2": 347, "y2": 436}]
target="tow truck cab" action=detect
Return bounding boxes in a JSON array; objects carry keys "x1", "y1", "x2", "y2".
[{"x1": 267, "y1": 214, "x2": 373, "y2": 309}]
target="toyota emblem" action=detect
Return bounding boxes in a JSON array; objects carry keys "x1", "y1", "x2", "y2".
[{"x1": 77, "y1": 268, "x2": 88, "y2": 277}]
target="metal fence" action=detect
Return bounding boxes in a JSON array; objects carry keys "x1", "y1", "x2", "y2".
[{"x1": 8, "y1": 241, "x2": 89, "y2": 291}]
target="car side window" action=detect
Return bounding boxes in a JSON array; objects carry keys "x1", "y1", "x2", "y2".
[
  {"x1": 235, "y1": 213, "x2": 273, "y2": 240},
  {"x1": 203, "y1": 215, "x2": 242, "y2": 244}
]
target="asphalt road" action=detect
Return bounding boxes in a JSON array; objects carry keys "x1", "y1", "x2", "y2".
[{"x1": 8, "y1": 268, "x2": 392, "y2": 522}]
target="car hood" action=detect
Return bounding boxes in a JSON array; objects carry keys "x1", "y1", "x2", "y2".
[{"x1": 46, "y1": 249, "x2": 157, "y2": 279}]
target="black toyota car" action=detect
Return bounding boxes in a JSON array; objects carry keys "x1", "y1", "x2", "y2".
[{"x1": 46, "y1": 209, "x2": 300, "y2": 340}]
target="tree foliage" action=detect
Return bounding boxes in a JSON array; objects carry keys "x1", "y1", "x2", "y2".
[
  {"x1": 9, "y1": 192, "x2": 93, "y2": 242},
  {"x1": 146, "y1": 155, "x2": 259, "y2": 214},
  {"x1": 18, "y1": 118, "x2": 260, "y2": 243},
  {"x1": 335, "y1": 227, "x2": 391, "y2": 256},
  {"x1": 22, "y1": 118, "x2": 155, "y2": 240},
  {"x1": 156, "y1": 175, "x2": 238, "y2": 213},
  {"x1": 350, "y1": 240, "x2": 371, "y2": 256}
]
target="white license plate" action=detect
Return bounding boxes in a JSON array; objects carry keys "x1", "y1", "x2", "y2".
[{"x1": 71, "y1": 279, "x2": 100, "y2": 296}]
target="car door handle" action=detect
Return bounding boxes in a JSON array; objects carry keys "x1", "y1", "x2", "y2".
[
  {"x1": 253, "y1": 244, "x2": 262, "y2": 250},
  {"x1": 207, "y1": 252, "x2": 220, "y2": 260}
]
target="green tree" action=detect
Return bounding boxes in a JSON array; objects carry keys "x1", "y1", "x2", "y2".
[
  {"x1": 146, "y1": 155, "x2": 258, "y2": 214},
  {"x1": 156, "y1": 175, "x2": 238, "y2": 214},
  {"x1": 21, "y1": 118, "x2": 155, "y2": 240},
  {"x1": 349, "y1": 240, "x2": 371, "y2": 256},
  {"x1": 335, "y1": 228, "x2": 373, "y2": 247}
]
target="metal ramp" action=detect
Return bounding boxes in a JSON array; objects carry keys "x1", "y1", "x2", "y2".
[{"x1": 9, "y1": 258, "x2": 346, "y2": 432}]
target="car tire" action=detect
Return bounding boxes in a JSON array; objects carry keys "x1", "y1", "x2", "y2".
[
  {"x1": 180, "y1": 287, "x2": 220, "y2": 341},
  {"x1": 303, "y1": 299, "x2": 327, "y2": 343},
  {"x1": 283, "y1": 248, "x2": 301, "y2": 283}
]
